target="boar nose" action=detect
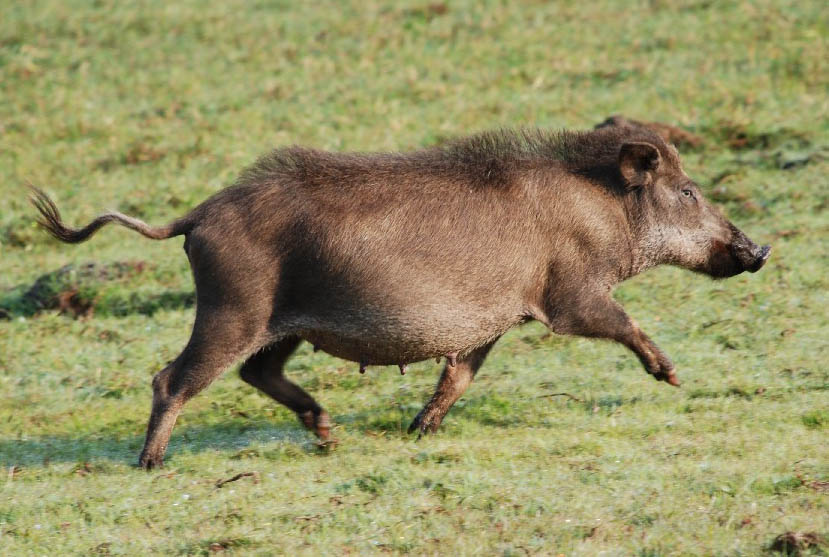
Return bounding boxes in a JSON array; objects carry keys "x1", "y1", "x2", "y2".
[{"x1": 747, "y1": 244, "x2": 771, "y2": 273}]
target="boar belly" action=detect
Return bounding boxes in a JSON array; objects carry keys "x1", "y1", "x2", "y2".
[{"x1": 290, "y1": 292, "x2": 524, "y2": 365}]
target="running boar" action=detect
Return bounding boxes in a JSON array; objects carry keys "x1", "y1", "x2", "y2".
[{"x1": 30, "y1": 125, "x2": 770, "y2": 468}]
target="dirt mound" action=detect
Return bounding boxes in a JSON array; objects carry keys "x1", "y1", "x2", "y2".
[{"x1": 2, "y1": 261, "x2": 147, "y2": 319}]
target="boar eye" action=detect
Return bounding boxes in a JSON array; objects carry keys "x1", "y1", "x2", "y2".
[{"x1": 681, "y1": 189, "x2": 693, "y2": 198}]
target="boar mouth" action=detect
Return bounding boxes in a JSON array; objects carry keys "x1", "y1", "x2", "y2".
[{"x1": 706, "y1": 238, "x2": 770, "y2": 278}]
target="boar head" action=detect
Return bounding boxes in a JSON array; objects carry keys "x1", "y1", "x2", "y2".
[{"x1": 620, "y1": 141, "x2": 771, "y2": 278}]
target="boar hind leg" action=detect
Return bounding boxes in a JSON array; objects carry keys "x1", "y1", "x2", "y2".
[
  {"x1": 549, "y1": 296, "x2": 678, "y2": 386},
  {"x1": 138, "y1": 309, "x2": 265, "y2": 470},
  {"x1": 408, "y1": 340, "x2": 497, "y2": 436},
  {"x1": 239, "y1": 337, "x2": 331, "y2": 441}
]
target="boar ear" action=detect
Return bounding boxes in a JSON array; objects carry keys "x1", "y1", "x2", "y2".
[{"x1": 619, "y1": 142, "x2": 661, "y2": 190}]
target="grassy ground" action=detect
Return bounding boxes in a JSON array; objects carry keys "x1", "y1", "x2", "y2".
[{"x1": 1, "y1": 0, "x2": 827, "y2": 554}]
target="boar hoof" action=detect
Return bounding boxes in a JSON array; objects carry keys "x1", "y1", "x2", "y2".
[
  {"x1": 399, "y1": 363, "x2": 408, "y2": 375},
  {"x1": 138, "y1": 452, "x2": 163, "y2": 470},
  {"x1": 359, "y1": 360, "x2": 367, "y2": 374},
  {"x1": 407, "y1": 408, "x2": 442, "y2": 436},
  {"x1": 315, "y1": 411, "x2": 332, "y2": 441},
  {"x1": 653, "y1": 369, "x2": 681, "y2": 387},
  {"x1": 299, "y1": 410, "x2": 332, "y2": 441}
]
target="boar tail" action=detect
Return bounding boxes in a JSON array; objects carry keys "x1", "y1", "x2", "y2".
[{"x1": 29, "y1": 186, "x2": 193, "y2": 244}]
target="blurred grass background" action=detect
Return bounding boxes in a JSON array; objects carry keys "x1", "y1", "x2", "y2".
[{"x1": 0, "y1": 0, "x2": 827, "y2": 554}]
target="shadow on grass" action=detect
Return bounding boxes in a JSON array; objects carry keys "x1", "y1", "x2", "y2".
[
  {"x1": 1, "y1": 391, "x2": 545, "y2": 468},
  {"x1": 0, "y1": 419, "x2": 311, "y2": 468},
  {"x1": 98, "y1": 290, "x2": 195, "y2": 318},
  {"x1": 336, "y1": 392, "x2": 531, "y2": 434}
]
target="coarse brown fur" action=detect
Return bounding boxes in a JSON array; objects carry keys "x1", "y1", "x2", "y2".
[{"x1": 30, "y1": 125, "x2": 770, "y2": 468}]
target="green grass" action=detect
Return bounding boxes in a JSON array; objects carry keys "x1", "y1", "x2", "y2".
[{"x1": 1, "y1": 0, "x2": 827, "y2": 554}]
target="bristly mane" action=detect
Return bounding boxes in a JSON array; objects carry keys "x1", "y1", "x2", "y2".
[
  {"x1": 429, "y1": 126, "x2": 667, "y2": 187},
  {"x1": 236, "y1": 126, "x2": 668, "y2": 190}
]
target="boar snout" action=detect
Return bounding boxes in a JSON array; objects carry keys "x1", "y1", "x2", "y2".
[
  {"x1": 745, "y1": 244, "x2": 771, "y2": 273},
  {"x1": 730, "y1": 225, "x2": 771, "y2": 273}
]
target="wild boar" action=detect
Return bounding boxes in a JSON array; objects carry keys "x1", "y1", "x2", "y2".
[
  {"x1": 594, "y1": 114, "x2": 704, "y2": 150},
  {"x1": 30, "y1": 125, "x2": 771, "y2": 468}
]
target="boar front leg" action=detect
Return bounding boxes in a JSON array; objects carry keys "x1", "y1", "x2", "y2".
[
  {"x1": 547, "y1": 295, "x2": 679, "y2": 386},
  {"x1": 408, "y1": 340, "x2": 498, "y2": 436},
  {"x1": 240, "y1": 337, "x2": 331, "y2": 441}
]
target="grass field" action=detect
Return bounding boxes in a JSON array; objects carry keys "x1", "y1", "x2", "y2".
[{"x1": 1, "y1": 0, "x2": 827, "y2": 554}]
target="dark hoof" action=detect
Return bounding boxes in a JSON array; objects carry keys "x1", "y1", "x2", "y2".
[
  {"x1": 408, "y1": 407, "x2": 442, "y2": 436},
  {"x1": 138, "y1": 453, "x2": 163, "y2": 470},
  {"x1": 299, "y1": 410, "x2": 332, "y2": 441},
  {"x1": 315, "y1": 411, "x2": 332, "y2": 441},
  {"x1": 653, "y1": 369, "x2": 680, "y2": 387}
]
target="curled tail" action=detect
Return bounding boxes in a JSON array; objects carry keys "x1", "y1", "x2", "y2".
[{"x1": 30, "y1": 186, "x2": 193, "y2": 243}]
